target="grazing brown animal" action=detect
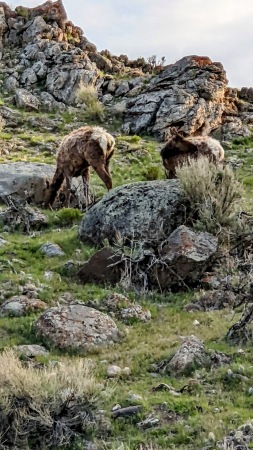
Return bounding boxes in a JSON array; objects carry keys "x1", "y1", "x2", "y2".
[
  {"x1": 160, "y1": 128, "x2": 225, "y2": 179},
  {"x1": 45, "y1": 126, "x2": 115, "y2": 207}
]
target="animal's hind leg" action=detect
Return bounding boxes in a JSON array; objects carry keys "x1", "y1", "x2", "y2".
[
  {"x1": 44, "y1": 168, "x2": 64, "y2": 208},
  {"x1": 82, "y1": 167, "x2": 92, "y2": 205},
  {"x1": 65, "y1": 175, "x2": 72, "y2": 208}
]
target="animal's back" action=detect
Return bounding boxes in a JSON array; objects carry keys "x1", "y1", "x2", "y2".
[{"x1": 186, "y1": 136, "x2": 224, "y2": 161}]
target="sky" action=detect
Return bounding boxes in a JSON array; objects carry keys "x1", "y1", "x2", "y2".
[{"x1": 8, "y1": 0, "x2": 253, "y2": 88}]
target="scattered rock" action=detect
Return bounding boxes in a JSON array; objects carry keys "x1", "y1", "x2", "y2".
[
  {"x1": 77, "y1": 248, "x2": 123, "y2": 285},
  {"x1": 35, "y1": 304, "x2": 120, "y2": 351},
  {"x1": 12, "y1": 344, "x2": 49, "y2": 357},
  {"x1": 87, "y1": 293, "x2": 151, "y2": 323},
  {"x1": 0, "y1": 295, "x2": 47, "y2": 317},
  {"x1": 39, "y1": 242, "x2": 65, "y2": 257},
  {"x1": 0, "y1": 205, "x2": 48, "y2": 232},
  {"x1": 219, "y1": 422, "x2": 253, "y2": 450},
  {"x1": 150, "y1": 225, "x2": 218, "y2": 290},
  {"x1": 15, "y1": 88, "x2": 40, "y2": 110},
  {"x1": 107, "y1": 365, "x2": 122, "y2": 378},
  {"x1": 158, "y1": 336, "x2": 211, "y2": 376},
  {"x1": 185, "y1": 290, "x2": 236, "y2": 312}
]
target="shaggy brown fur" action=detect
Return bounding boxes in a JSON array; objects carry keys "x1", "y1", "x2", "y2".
[
  {"x1": 160, "y1": 128, "x2": 225, "y2": 179},
  {"x1": 45, "y1": 126, "x2": 115, "y2": 207}
]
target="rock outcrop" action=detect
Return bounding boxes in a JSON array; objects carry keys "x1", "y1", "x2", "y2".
[
  {"x1": 121, "y1": 55, "x2": 250, "y2": 140},
  {"x1": 0, "y1": 2, "x2": 252, "y2": 140}
]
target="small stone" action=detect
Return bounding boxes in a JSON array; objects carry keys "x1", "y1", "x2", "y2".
[
  {"x1": 107, "y1": 365, "x2": 122, "y2": 377},
  {"x1": 112, "y1": 404, "x2": 121, "y2": 412},
  {"x1": 39, "y1": 242, "x2": 65, "y2": 257},
  {"x1": 44, "y1": 271, "x2": 54, "y2": 280},
  {"x1": 122, "y1": 367, "x2": 131, "y2": 376},
  {"x1": 193, "y1": 320, "x2": 200, "y2": 326},
  {"x1": 213, "y1": 408, "x2": 220, "y2": 414},
  {"x1": 128, "y1": 393, "x2": 143, "y2": 402},
  {"x1": 248, "y1": 387, "x2": 253, "y2": 395}
]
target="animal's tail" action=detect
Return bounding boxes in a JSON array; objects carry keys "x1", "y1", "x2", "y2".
[{"x1": 44, "y1": 168, "x2": 64, "y2": 207}]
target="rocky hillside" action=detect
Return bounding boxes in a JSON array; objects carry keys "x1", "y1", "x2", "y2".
[
  {"x1": 0, "y1": 2, "x2": 252, "y2": 450},
  {"x1": 0, "y1": 0, "x2": 253, "y2": 142}
]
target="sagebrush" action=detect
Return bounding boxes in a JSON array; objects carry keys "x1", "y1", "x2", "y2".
[
  {"x1": 76, "y1": 83, "x2": 105, "y2": 122},
  {"x1": 176, "y1": 157, "x2": 245, "y2": 234},
  {"x1": 0, "y1": 350, "x2": 106, "y2": 448}
]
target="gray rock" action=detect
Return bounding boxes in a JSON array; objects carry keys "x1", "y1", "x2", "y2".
[
  {"x1": 79, "y1": 180, "x2": 187, "y2": 246},
  {"x1": 0, "y1": 295, "x2": 47, "y2": 317},
  {"x1": 218, "y1": 422, "x2": 253, "y2": 450},
  {"x1": 20, "y1": 68, "x2": 37, "y2": 86},
  {"x1": 123, "y1": 55, "x2": 228, "y2": 140},
  {"x1": 3, "y1": 75, "x2": 19, "y2": 92},
  {"x1": 0, "y1": 106, "x2": 22, "y2": 127},
  {"x1": 0, "y1": 162, "x2": 85, "y2": 206},
  {"x1": 39, "y1": 91, "x2": 66, "y2": 112},
  {"x1": 87, "y1": 293, "x2": 151, "y2": 323},
  {"x1": 12, "y1": 344, "x2": 49, "y2": 357},
  {"x1": 39, "y1": 242, "x2": 65, "y2": 257},
  {"x1": 22, "y1": 16, "x2": 48, "y2": 43},
  {"x1": 102, "y1": 93, "x2": 114, "y2": 104},
  {"x1": 115, "y1": 80, "x2": 130, "y2": 97},
  {"x1": 35, "y1": 305, "x2": 120, "y2": 351},
  {"x1": 15, "y1": 88, "x2": 40, "y2": 110},
  {"x1": 162, "y1": 335, "x2": 211, "y2": 376},
  {"x1": 151, "y1": 225, "x2": 218, "y2": 290}
]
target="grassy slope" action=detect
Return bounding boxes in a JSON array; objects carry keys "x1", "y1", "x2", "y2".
[{"x1": 0, "y1": 102, "x2": 252, "y2": 449}]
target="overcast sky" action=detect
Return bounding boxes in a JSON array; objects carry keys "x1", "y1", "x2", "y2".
[{"x1": 8, "y1": 0, "x2": 253, "y2": 88}]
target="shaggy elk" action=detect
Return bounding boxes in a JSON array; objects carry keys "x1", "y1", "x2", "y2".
[
  {"x1": 160, "y1": 128, "x2": 225, "y2": 179},
  {"x1": 45, "y1": 126, "x2": 115, "y2": 207}
]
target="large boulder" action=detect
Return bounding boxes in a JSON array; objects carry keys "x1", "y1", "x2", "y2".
[
  {"x1": 79, "y1": 180, "x2": 187, "y2": 246},
  {"x1": 0, "y1": 162, "x2": 84, "y2": 206},
  {"x1": 35, "y1": 304, "x2": 120, "y2": 351}
]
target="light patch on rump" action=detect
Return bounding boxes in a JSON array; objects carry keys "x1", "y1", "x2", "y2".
[{"x1": 91, "y1": 127, "x2": 109, "y2": 153}]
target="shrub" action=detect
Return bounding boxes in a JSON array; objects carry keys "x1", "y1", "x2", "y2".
[
  {"x1": 176, "y1": 157, "x2": 245, "y2": 234},
  {"x1": 143, "y1": 165, "x2": 161, "y2": 181},
  {"x1": 0, "y1": 350, "x2": 105, "y2": 448},
  {"x1": 54, "y1": 207, "x2": 83, "y2": 226},
  {"x1": 76, "y1": 84, "x2": 105, "y2": 122}
]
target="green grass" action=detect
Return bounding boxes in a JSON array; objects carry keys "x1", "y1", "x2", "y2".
[{"x1": 0, "y1": 107, "x2": 252, "y2": 449}]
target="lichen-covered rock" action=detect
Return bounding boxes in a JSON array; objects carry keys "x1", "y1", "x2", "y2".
[
  {"x1": 0, "y1": 295, "x2": 47, "y2": 317},
  {"x1": 35, "y1": 305, "x2": 120, "y2": 351},
  {"x1": 79, "y1": 180, "x2": 187, "y2": 246},
  {"x1": 39, "y1": 242, "x2": 65, "y2": 257},
  {"x1": 15, "y1": 88, "x2": 40, "y2": 110},
  {"x1": 87, "y1": 293, "x2": 151, "y2": 323},
  {"x1": 160, "y1": 336, "x2": 211, "y2": 376},
  {"x1": 150, "y1": 225, "x2": 218, "y2": 290},
  {"x1": 218, "y1": 422, "x2": 253, "y2": 450}
]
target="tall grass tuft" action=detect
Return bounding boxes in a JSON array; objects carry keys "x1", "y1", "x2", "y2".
[
  {"x1": 176, "y1": 157, "x2": 245, "y2": 234},
  {"x1": 0, "y1": 350, "x2": 107, "y2": 448},
  {"x1": 76, "y1": 83, "x2": 105, "y2": 122}
]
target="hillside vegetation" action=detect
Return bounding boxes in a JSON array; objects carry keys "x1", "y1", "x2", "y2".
[{"x1": 0, "y1": 83, "x2": 252, "y2": 450}]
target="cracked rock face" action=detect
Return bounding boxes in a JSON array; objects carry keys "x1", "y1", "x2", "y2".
[{"x1": 35, "y1": 304, "x2": 120, "y2": 351}]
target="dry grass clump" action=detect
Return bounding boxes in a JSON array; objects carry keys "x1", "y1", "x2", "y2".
[
  {"x1": 176, "y1": 157, "x2": 245, "y2": 234},
  {"x1": 0, "y1": 350, "x2": 106, "y2": 448},
  {"x1": 76, "y1": 83, "x2": 105, "y2": 122}
]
